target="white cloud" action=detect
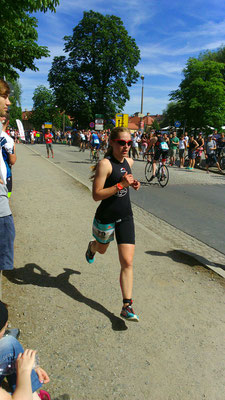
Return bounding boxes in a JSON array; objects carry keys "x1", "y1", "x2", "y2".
[{"x1": 138, "y1": 61, "x2": 183, "y2": 77}]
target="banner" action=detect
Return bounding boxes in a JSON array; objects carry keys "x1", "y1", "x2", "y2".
[{"x1": 16, "y1": 119, "x2": 25, "y2": 141}]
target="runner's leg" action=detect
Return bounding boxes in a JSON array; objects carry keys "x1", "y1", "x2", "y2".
[
  {"x1": 118, "y1": 244, "x2": 135, "y2": 305},
  {"x1": 91, "y1": 240, "x2": 109, "y2": 255}
]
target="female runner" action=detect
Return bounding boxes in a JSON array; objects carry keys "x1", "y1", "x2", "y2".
[{"x1": 85, "y1": 127, "x2": 140, "y2": 321}]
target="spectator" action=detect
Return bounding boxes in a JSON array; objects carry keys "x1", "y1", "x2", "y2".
[
  {"x1": 195, "y1": 132, "x2": 204, "y2": 167},
  {"x1": 131, "y1": 132, "x2": 140, "y2": 159},
  {"x1": 178, "y1": 134, "x2": 186, "y2": 168},
  {"x1": 0, "y1": 301, "x2": 51, "y2": 400},
  {"x1": 187, "y1": 134, "x2": 198, "y2": 170},
  {"x1": 0, "y1": 80, "x2": 15, "y2": 299},
  {"x1": 0, "y1": 116, "x2": 16, "y2": 198},
  {"x1": 141, "y1": 133, "x2": 148, "y2": 159},
  {"x1": 204, "y1": 134, "x2": 222, "y2": 173},
  {"x1": 169, "y1": 131, "x2": 179, "y2": 166},
  {"x1": 44, "y1": 130, "x2": 54, "y2": 159}
]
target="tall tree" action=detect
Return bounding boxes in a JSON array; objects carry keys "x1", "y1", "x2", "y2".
[
  {"x1": 170, "y1": 58, "x2": 225, "y2": 130},
  {"x1": 48, "y1": 10, "x2": 140, "y2": 127},
  {"x1": 0, "y1": 0, "x2": 59, "y2": 80}
]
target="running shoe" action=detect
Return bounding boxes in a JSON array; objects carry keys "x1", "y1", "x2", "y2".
[
  {"x1": 120, "y1": 305, "x2": 139, "y2": 322},
  {"x1": 85, "y1": 241, "x2": 95, "y2": 264}
]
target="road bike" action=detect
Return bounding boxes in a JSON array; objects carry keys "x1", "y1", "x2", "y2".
[
  {"x1": 218, "y1": 148, "x2": 225, "y2": 170},
  {"x1": 90, "y1": 148, "x2": 100, "y2": 163},
  {"x1": 145, "y1": 160, "x2": 169, "y2": 187}
]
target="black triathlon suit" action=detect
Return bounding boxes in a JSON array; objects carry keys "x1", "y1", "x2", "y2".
[
  {"x1": 154, "y1": 137, "x2": 169, "y2": 161},
  {"x1": 95, "y1": 155, "x2": 135, "y2": 244}
]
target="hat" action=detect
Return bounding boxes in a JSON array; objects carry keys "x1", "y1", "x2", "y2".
[
  {"x1": 0, "y1": 301, "x2": 8, "y2": 330},
  {"x1": 208, "y1": 134, "x2": 213, "y2": 137},
  {"x1": 199, "y1": 132, "x2": 203, "y2": 135}
]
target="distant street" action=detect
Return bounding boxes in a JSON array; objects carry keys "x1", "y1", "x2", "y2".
[{"x1": 28, "y1": 143, "x2": 225, "y2": 255}]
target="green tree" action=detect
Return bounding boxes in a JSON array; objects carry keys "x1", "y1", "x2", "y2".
[
  {"x1": 31, "y1": 85, "x2": 56, "y2": 130},
  {"x1": 48, "y1": 10, "x2": 140, "y2": 128},
  {"x1": 160, "y1": 101, "x2": 183, "y2": 128},
  {"x1": 151, "y1": 120, "x2": 160, "y2": 131},
  {"x1": 31, "y1": 85, "x2": 71, "y2": 130},
  {"x1": 170, "y1": 58, "x2": 225, "y2": 130},
  {"x1": 8, "y1": 80, "x2": 22, "y2": 127},
  {"x1": 0, "y1": 0, "x2": 59, "y2": 80}
]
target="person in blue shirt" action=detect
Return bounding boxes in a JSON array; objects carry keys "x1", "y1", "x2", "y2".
[{"x1": 90, "y1": 132, "x2": 100, "y2": 157}]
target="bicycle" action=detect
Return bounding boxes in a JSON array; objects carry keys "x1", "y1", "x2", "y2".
[
  {"x1": 145, "y1": 160, "x2": 169, "y2": 187},
  {"x1": 90, "y1": 148, "x2": 100, "y2": 163},
  {"x1": 218, "y1": 148, "x2": 225, "y2": 170}
]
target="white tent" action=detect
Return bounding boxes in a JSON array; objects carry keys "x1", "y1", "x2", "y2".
[{"x1": 161, "y1": 126, "x2": 173, "y2": 130}]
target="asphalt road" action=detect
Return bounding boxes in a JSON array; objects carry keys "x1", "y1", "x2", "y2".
[{"x1": 28, "y1": 143, "x2": 225, "y2": 255}]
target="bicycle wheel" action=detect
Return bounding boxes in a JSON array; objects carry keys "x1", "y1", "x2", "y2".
[
  {"x1": 145, "y1": 161, "x2": 153, "y2": 182},
  {"x1": 158, "y1": 165, "x2": 169, "y2": 187},
  {"x1": 90, "y1": 150, "x2": 94, "y2": 162},
  {"x1": 219, "y1": 156, "x2": 225, "y2": 170},
  {"x1": 184, "y1": 154, "x2": 189, "y2": 167}
]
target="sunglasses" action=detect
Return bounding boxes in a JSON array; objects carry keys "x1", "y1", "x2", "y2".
[{"x1": 113, "y1": 139, "x2": 132, "y2": 146}]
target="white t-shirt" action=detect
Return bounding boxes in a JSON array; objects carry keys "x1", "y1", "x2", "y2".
[
  {"x1": 1, "y1": 131, "x2": 14, "y2": 154},
  {"x1": 179, "y1": 139, "x2": 186, "y2": 150}
]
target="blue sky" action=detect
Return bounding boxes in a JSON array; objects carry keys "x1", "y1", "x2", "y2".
[{"x1": 19, "y1": 0, "x2": 225, "y2": 116}]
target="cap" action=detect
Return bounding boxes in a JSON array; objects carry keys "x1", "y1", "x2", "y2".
[
  {"x1": 0, "y1": 301, "x2": 8, "y2": 330},
  {"x1": 208, "y1": 134, "x2": 213, "y2": 137}
]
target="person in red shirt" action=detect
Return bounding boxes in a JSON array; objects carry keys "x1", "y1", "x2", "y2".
[{"x1": 44, "y1": 129, "x2": 54, "y2": 158}]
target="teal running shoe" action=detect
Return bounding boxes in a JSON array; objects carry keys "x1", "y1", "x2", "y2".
[
  {"x1": 85, "y1": 241, "x2": 95, "y2": 264},
  {"x1": 120, "y1": 305, "x2": 139, "y2": 322}
]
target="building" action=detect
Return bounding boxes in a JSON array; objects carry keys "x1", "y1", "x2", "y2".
[{"x1": 128, "y1": 112, "x2": 163, "y2": 132}]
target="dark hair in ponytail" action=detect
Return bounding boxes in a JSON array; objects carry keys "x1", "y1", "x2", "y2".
[{"x1": 90, "y1": 127, "x2": 130, "y2": 180}]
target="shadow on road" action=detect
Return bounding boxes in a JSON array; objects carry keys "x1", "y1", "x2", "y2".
[
  {"x1": 4, "y1": 264, "x2": 127, "y2": 332},
  {"x1": 68, "y1": 160, "x2": 91, "y2": 165},
  {"x1": 146, "y1": 249, "x2": 225, "y2": 272}
]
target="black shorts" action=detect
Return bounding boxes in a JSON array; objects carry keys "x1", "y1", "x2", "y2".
[
  {"x1": 206, "y1": 154, "x2": 217, "y2": 165},
  {"x1": 154, "y1": 149, "x2": 168, "y2": 161},
  {"x1": 93, "y1": 215, "x2": 135, "y2": 245}
]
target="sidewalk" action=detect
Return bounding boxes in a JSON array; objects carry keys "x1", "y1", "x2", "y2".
[{"x1": 3, "y1": 144, "x2": 225, "y2": 400}]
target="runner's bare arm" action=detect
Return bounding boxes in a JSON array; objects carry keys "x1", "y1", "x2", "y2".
[
  {"x1": 92, "y1": 159, "x2": 115, "y2": 201},
  {"x1": 126, "y1": 158, "x2": 140, "y2": 190}
]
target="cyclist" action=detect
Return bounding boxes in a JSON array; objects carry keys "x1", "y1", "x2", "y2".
[
  {"x1": 90, "y1": 131, "x2": 101, "y2": 158},
  {"x1": 147, "y1": 132, "x2": 169, "y2": 181},
  {"x1": 85, "y1": 127, "x2": 140, "y2": 322},
  {"x1": 79, "y1": 131, "x2": 86, "y2": 151}
]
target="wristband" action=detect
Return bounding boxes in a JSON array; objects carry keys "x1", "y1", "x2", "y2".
[{"x1": 116, "y1": 183, "x2": 123, "y2": 191}]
